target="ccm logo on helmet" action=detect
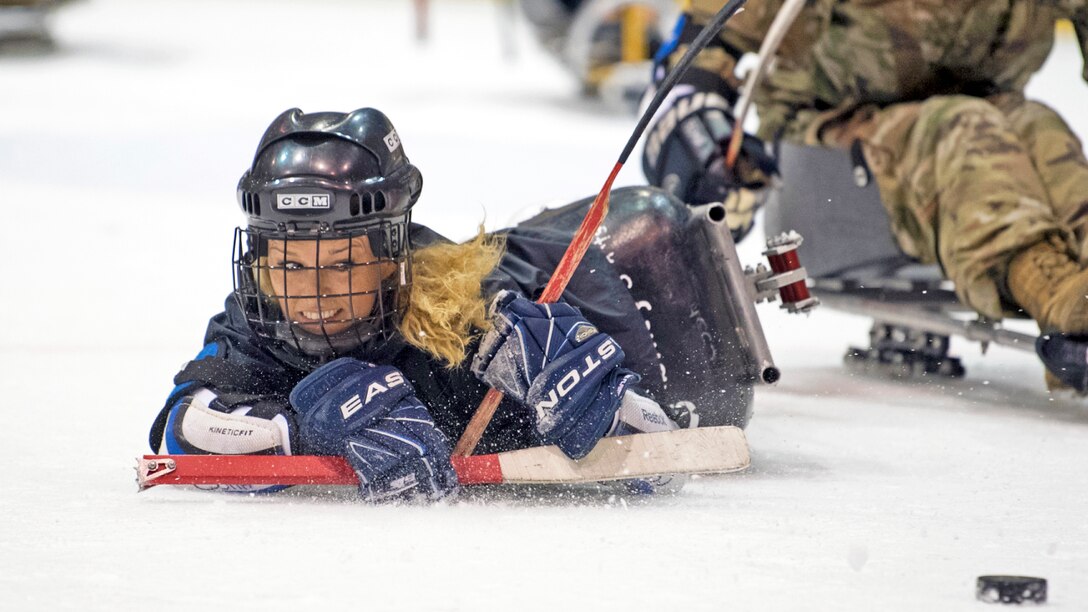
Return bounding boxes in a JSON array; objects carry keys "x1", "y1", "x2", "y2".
[
  {"x1": 383, "y1": 129, "x2": 401, "y2": 152},
  {"x1": 339, "y1": 371, "x2": 406, "y2": 420},
  {"x1": 535, "y1": 339, "x2": 618, "y2": 415},
  {"x1": 276, "y1": 193, "x2": 331, "y2": 210}
]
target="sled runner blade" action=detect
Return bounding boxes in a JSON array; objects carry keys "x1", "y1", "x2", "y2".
[
  {"x1": 136, "y1": 427, "x2": 750, "y2": 490},
  {"x1": 817, "y1": 291, "x2": 1037, "y2": 353}
]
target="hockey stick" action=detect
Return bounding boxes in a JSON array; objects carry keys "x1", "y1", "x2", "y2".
[
  {"x1": 137, "y1": 426, "x2": 750, "y2": 490},
  {"x1": 723, "y1": 0, "x2": 806, "y2": 169},
  {"x1": 452, "y1": 0, "x2": 748, "y2": 458}
]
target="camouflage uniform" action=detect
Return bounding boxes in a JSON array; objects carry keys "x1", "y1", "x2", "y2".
[{"x1": 679, "y1": 0, "x2": 1088, "y2": 319}]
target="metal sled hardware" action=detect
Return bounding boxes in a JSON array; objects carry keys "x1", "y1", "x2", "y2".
[
  {"x1": 818, "y1": 290, "x2": 1037, "y2": 355},
  {"x1": 745, "y1": 231, "x2": 820, "y2": 314},
  {"x1": 137, "y1": 458, "x2": 179, "y2": 490},
  {"x1": 822, "y1": 288, "x2": 1037, "y2": 380},
  {"x1": 688, "y1": 203, "x2": 785, "y2": 386}
]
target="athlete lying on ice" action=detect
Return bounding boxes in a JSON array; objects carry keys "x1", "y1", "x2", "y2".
[{"x1": 148, "y1": 107, "x2": 754, "y2": 501}]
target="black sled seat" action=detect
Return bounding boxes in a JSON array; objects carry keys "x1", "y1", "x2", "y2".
[{"x1": 515, "y1": 186, "x2": 779, "y2": 429}]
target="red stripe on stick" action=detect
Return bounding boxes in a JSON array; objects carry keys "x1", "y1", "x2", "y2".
[
  {"x1": 142, "y1": 455, "x2": 357, "y2": 486},
  {"x1": 449, "y1": 454, "x2": 504, "y2": 485}
]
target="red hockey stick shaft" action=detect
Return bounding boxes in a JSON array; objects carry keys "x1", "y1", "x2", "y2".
[
  {"x1": 452, "y1": 0, "x2": 748, "y2": 458},
  {"x1": 138, "y1": 453, "x2": 504, "y2": 489}
]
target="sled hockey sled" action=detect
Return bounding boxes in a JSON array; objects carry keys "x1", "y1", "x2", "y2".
[
  {"x1": 516, "y1": 186, "x2": 817, "y2": 428},
  {"x1": 764, "y1": 141, "x2": 1041, "y2": 379}
]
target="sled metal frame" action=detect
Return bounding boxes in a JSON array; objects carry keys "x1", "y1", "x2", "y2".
[
  {"x1": 690, "y1": 203, "x2": 781, "y2": 384},
  {"x1": 815, "y1": 284, "x2": 1036, "y2": 355}
]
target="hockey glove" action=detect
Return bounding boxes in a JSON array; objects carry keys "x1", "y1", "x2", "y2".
[
  {"x1": 290, "y1": 358, "x2": 458, "y2": 502},
  {"x1": 641, "y1": 83, "x2": 777, "y2": 242},
  {"x1": 471, "y1": 290, "x2": 639, "y2": 459}
]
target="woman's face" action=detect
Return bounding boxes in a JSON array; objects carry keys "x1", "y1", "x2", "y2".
[{"x1": 266, "y1": 235, "x2": 389, "y2": 337}]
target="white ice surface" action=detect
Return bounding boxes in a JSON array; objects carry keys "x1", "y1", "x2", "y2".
[{"x1": 1, "y1": 1, "x2": 1086, "y2": 610}]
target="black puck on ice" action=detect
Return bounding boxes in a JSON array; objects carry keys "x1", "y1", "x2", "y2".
[{"x1": 976, "y1": 575, "x2": 1047, "y2": 604}]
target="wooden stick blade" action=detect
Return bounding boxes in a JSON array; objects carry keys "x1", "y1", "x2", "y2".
[
  {"x1": 137, "y1": 427, "x2": 750, "y2": 490},
  {"x1": 469, "y1": 425, "x2": 750, "y2": 484}
]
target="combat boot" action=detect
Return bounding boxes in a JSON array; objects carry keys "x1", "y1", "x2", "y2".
[{"x1": 1006, "y1": 236, "x2": 1088, "y2": 334}]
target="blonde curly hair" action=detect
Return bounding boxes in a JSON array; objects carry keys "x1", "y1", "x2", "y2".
[{"x1": 397, "y1": 228, "x2": 505, "y2": 367}]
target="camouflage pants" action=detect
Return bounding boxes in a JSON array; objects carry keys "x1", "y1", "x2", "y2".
[{"x1": 818, "y1": 94, "x2": 1088, "y2": 320}]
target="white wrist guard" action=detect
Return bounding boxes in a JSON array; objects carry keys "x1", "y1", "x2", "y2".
[
  {"x1": 159, "y1": 388, "x2": 293, "y2": 456},
  {"x1": 608, "y1": 390, "x2": 680, "y2": 437}
]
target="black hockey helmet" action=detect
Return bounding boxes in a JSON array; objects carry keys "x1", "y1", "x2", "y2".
[
  {"x1": 237, "y1": 107, "x2": 422, "y2": 232},
  {"x1": 232, "y1": 108, "x2": 423, "y2": 358}
]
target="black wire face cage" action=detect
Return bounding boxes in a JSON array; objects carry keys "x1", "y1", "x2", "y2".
[{"x1": 232, "y1": 216, "x2": 412, "y2": 358}]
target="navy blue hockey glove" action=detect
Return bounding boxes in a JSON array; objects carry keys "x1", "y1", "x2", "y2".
[
  {"x1": 290, "y1": 358, "x2": 458, "y2": 502},
  {"x1": 471, "y1": 290, "x2": 639, "y2": 459},
  {"x1": 641, "y1": 81, "x2": 777, "y2": 242}
]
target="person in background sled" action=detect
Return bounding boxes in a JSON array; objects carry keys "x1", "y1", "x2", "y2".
[
  {"x1": 148, "y1": 107, "x2": 687, "y2": 502},
  {"x1": 641, "y1": 0, "x2": 1088, "y2": 391},
  {"x1": 518, "y1": 0, "x2": 676, "y2": 108}
]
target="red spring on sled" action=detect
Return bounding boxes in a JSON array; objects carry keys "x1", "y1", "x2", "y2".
[{"x1": 763, "y1": 232, "x2": 812, "y2": 308}]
